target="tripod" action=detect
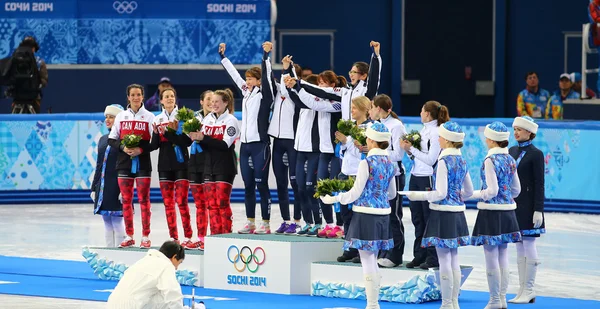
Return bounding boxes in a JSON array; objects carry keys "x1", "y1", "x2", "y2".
[{"x1": 11, "y1": 102, "x2": 36, "y2": 114}]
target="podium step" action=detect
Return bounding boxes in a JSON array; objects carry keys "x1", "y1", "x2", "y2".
[
  {"x1": 82, "y1": 246, "x2": 204, "y2": 287},
  {"x1": 204, "y1": 233, "x2": 342, "y2": 294},
  {"x1": 311, "y1": 261, "x2": 473, "y2": 304}
]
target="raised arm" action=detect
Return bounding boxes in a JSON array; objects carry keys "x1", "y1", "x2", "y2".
[
  {"x1": 219, "y1": 43, "x2": 247, "y2": 93},
  {"x1": 260, "y1": 42, "x2": 275, "y2": 117},
  {"x1": 364, "y1": 41, "x2": 381, "y2": 99},
  {"x1": 285, "y1": 77, "x2": 341, "y2": 113}
]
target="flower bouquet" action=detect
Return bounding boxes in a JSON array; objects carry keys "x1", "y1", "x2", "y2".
[
  {"x1": 314, "y1": 178, "x2": 356, "y2": 212},
  {"x1": 121, "y1": 134, "x2": 142, "y2": 173},
  {"x1": 402, "y1": 130, "x2": 422, "y2": 151},
  {"x1": 335, "y1": 119, "x2": 355, "y2": 143}
]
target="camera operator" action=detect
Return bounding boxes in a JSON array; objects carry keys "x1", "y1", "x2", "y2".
[{"x1": 6, "y1": 36, "x2": 48, "y2": 114}]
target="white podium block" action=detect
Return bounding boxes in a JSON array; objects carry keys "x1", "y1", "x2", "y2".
[
  {"x1": 203, "y1": 234, "x2": 343, "y2": 294},
  {"x1": 82, "y1": 247, "x2": 204, "y2": 286}
]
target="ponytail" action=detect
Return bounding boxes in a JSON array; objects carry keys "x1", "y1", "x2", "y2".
[
  {"x1": 214, "y1": 88, "x2": 235, "y2": 113},
  {"x1": 336, "y1": 76, "x2": 348, "y2": 88},
  {"x1": 423, "y1": 101, "x2": 450, "y2": 125},
  {"x1": 373, "y1": 94, "x2": 399, "y2": 120}
]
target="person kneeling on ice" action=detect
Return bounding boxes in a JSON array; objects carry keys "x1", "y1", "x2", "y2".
[
  {"x1": 320, "y1": 122, "x2": 398, "y2": 309},
  {"x1": 107, "y1": 240, "x2": 188, "y2": 309}
]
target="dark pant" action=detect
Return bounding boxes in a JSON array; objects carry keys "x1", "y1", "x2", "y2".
[
  {"x1": 339, "y1": 173, "x2": 357, "y2": 257},
  {"x1": 272, "y1": 138, "x2": 300, "y2": 221},
  {"x1": 240, "y1": 142, "x2": 272, "y2": 220},
  {"x1": 409, "y1": 175, "x2": 438, "y2": 266},
  {"x1": 317, "y1": 153, "x2": 341, "y2": 224},
  {"x1": 295, "y1": 151, "x2": 320, "y2": 224},
  {"x1": 158, "y1": 170, "x2": 188, "y2": 181},
  {"x1": 379, "y1": 175, "x2": 406, "y2": 265}
]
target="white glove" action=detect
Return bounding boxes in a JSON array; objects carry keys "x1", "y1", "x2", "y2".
[
  {"x1": 467, "y1": 190, "x2": 482, "y2": 201},
  {"x1": 533, "y1": 211, "x2": 543, "y2": 229},
  {"x1": 405, "y1": 191, "x2": 428, "y2": 201},
  {"x1": 90, "y1": 191, "x2": 96, "y2": 202},
  {"x1": 320, "y1": 194, "x2": 338, "y2": 205},
  {"x1": 119, "y1": 193, "x2": 122, "y2": 203}
]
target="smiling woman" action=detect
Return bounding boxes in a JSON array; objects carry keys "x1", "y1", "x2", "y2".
[{"x1": 108, "y1": 84, "x2": 156, "y2": 249}]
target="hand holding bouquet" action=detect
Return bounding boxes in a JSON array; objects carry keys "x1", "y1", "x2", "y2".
[
  {"x1": 402, "y1": 130, "x2": 422, "y2": 151},
  {"x1": 121, "y1": 134, "x2": 142, "y2": 155},
  {"x1": 314, "y1": 178, "x2": 355, "y2": 199},
  {"x1": 350, "y1": 126, "x2": 367, "y2": 146},
  {"x1": 335, "y1": 119, "x2": 355, "y2": 143},
  {"x1": 183, "y1": 118, "x2": 202, "y2": 135}
]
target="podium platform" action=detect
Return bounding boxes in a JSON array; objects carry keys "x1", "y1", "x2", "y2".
[
  {"x1": 203, "y1": 234, "x2": 343, "y2": 295},
  {"x1": 82, "y1": 246, "x2": 204, "y2": 286},
  {"x1": 311, "y1": 261, "x2": 473, "y2": 304}
]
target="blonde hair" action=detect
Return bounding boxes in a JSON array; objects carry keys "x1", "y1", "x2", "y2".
[{"x1": 352, "y1": 96, "x2": 371, "y2": 119}]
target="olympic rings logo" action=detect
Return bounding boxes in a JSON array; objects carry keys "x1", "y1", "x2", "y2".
[
  {"x1": 227, "y1": 245, "x2": 266, "y2": 273},
  {"x1": 113, "y1": 1, "x2": 138, "y2": 14}
]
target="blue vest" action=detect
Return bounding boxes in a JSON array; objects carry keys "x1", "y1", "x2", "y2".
[
  {"x1": 433, "y1": 155, "x2": 467, "y2": 206},
  {"x1": 353, "y1": 155, "x2": 397, "y2": 210},
  {"x1": 480, "y1": 153, "x2": 517, "y2": 205}
]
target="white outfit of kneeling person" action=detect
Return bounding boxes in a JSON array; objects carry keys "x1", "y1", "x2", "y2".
[{"x1": 107, "y1": 240, "x2": 197, "y2": 309}]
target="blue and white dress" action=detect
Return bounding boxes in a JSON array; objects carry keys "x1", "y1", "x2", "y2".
[
  {"x1": 335, "y1": 148, "x2": 398, "y2": 252},
  {"x1": 421, "y1": 148, "x2": 473, "y2": 248},
  {"x1": 471, "y1": 147, "x2": 523, "y2": 245}
]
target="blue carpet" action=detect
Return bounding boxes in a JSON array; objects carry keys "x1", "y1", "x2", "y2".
[{"x1": 0, "y1": 255, "x2": 597, "y2": 308}]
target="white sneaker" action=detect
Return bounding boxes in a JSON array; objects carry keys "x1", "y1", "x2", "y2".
[
  {"x1": 237, "y1": 221, "x2": 256, "y2": 234},
  {"x1": 254, "y1": 223, "x2": 271, "y2": 234}
]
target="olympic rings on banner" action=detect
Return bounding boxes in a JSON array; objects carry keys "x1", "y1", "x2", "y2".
[
  {"x1": 113, "y1": 1, "x2": 138, "y2": 14},
  {"x1": 227, "y1": 245, "x2": 266, "y2": 273}
]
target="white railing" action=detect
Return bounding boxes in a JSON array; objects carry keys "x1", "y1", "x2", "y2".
[{"x1": 582, "y1": 23, "x2": 599, "y2": 98}]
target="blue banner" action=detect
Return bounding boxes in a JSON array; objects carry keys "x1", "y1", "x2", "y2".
[
  {"x1": 0, "y1": 0, "x2": 272, "y2": 64},
  {"x1": 0, "y1": 0, "x2": 271, "y2": 19}
]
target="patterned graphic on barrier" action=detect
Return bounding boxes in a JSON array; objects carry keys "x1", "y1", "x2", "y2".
[{"x1": 0, "y1": 118, "x2": 593, "y2": 201}]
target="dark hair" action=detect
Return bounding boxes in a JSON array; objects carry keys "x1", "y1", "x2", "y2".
[
  {"x1": 376, "y1": 141, "x2": 389, "y2": 149},
  {"x1": 245, "y1": 67, "x2": 261, "y2": 80},
  {"x1": 450, "y1": 141, "x2": 464, "y2": 149},
  {"x1": 525, "y1": 71, "x2": 538, "y2": 80},
  {"x1": 352, "y1": 61, "x2": 369, "y2": 75},
  {"x1": 497, "y1": 140, "x2": 509, "y2": 148},
  {"x1": 200, "y1": 90, "x2": 213, "y2": 101},
  {"x1": 336, "y1": 76, "x2": 348, "y2": 88},
  {"x1": 529, "y1": 133, "x2": 536, "y2": 141},
  {"x1": 373, "y1": 94, "x2": 399, "y2": 120},
  {"x1": 423, "y1": 101, "x2": 450, "y2": 125},
  {"x1": 302, "y1": 66, "x2": 313, "y2": 72},
  {"x1": 159, "y1": 87, "x2": 177, "y2": 100},
  {"x1": 159, "y1": 241, "x2": 185, "y2": 261},
  {"x1": 214, "y1": 88, "x2": 235, "y2": 113},
  {"x1": 127, "y1": 84, "x2": 145, "y2": 97},
  {"x1": 318, "y1": 71, "x2": 337, "y2": 86},
  {"x1": 19, "y1": 36, "x2": 39, "y2": 52},
  {"x1": 305, "y1": 74, "x2": 319, "y2": 85}
]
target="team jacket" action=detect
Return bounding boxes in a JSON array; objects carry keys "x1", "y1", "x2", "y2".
[
  {"x1": 300, "y1": 52, "x2": 381, "y2": 120},
  {"x1": 150, "y1": 107, "x2": 190, "y2": 172},
  {"x1": 188, "y1": 111, "x2": 211, "y2": 174},
  {"x1": 268, "y1": 69, "x2": 300, "y2": 140},
  {"x1": 197, "y1": 110, "x2": 240, "y2": 176},
  {"x1": 516, "y1": 88, "x2": 550, "y2": 119},
  {"x1": 108, "y1": 105, "x2": 155, "y2": 172},
  {"x1": 221, "y1": 51, "x2": 274, "y2": 143},
  {"x1": 288, "y1": 86, "x2": 342, "y2": 153}
]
